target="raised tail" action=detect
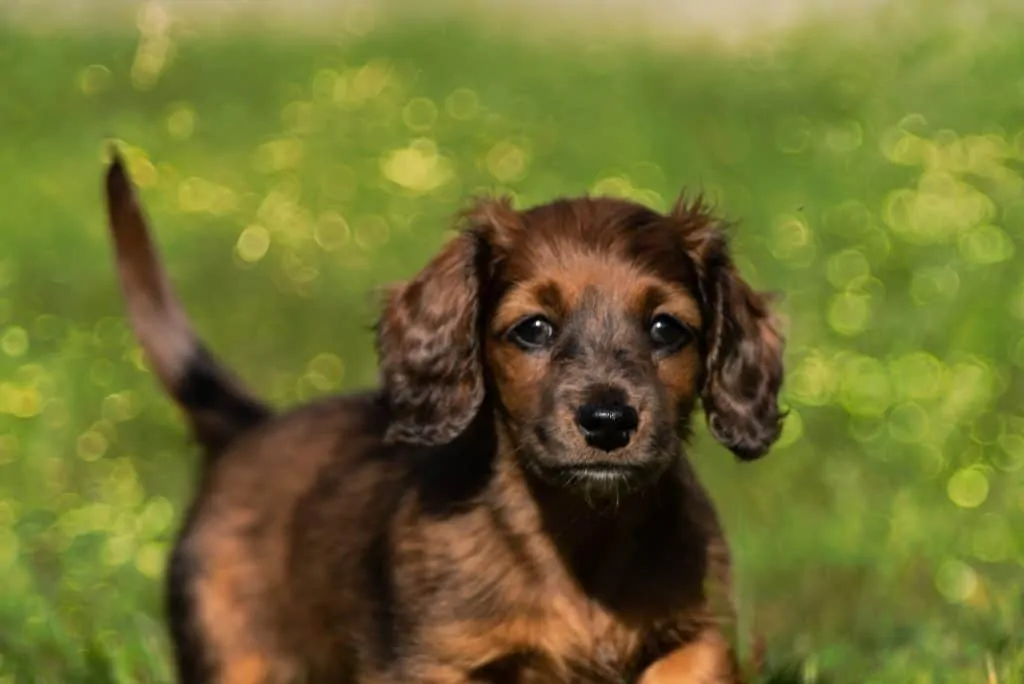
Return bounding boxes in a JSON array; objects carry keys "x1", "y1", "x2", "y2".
[{"x1": 104, "y1": 151, "x2": 271, "y2": 456}]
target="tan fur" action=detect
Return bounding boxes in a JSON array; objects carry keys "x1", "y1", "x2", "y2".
[{"x1": 638, "y1": 629, "x2": 738, "y2": 684}]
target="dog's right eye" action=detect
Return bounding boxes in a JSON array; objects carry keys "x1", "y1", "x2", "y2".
[{"x1": 508, "y1": 316, "x2": 556, "y2": 351}]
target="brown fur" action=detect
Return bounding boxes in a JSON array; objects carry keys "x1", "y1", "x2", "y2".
[{"x1": 102, "y1": 153, "x2": 785, "y2": 684}]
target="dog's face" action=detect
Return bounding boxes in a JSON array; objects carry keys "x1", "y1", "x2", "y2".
[
  {"x1": 484, "y1": 203, "x2": 708, "y2": 493},
  {"x1": 376, "y1": 195, "x2": 784, "y2": 497}
]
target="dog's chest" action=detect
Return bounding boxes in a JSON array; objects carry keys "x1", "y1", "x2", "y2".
[
  {"x1": 544, "y1": 590, "x2": 644, "y2": 672},
  {"x1": 480, "y1": 576, "x2": 649, "y2": 681}
]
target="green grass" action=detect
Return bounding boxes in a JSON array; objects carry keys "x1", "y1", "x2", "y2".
[{"x1": 2, "y1": 5, "x2": 1024, "y2": 682}]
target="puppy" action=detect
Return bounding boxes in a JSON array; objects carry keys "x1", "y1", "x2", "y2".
[{"x1": 102, "y1": 151, "x2": 784, "y2": 683}]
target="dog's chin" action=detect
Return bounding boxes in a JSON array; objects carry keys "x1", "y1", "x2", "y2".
[
  {"x1": 523, "y1": 452, "x2": 670, "y2": 505},
  {"x1": 555, "y1": 464, "x2": 651, "y2": 501}
]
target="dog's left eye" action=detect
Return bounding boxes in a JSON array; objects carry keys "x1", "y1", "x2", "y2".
[
  {"x1": 508, "y1": 315, "x2": 556, "y2": 351},
  {"x1": 649, "y1": 314, "x2": 693, "y2": 353}
]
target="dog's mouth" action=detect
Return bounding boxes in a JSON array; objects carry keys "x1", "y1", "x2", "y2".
[
  {"x1": 549, "y1": 462, "x2": 644, "y2": 483},
  {"x1": 533, "y1": 461, "x2": 664, "y2": 499}
]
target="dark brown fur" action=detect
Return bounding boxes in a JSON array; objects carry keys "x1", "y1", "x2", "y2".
[{"x1": 102, "y1": 153, "x2": 784, "y2": 684}]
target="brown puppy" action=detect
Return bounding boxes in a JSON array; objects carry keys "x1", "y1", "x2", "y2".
[{"x1": 102, "y1": 152, "x2": 784, "y2": 684}]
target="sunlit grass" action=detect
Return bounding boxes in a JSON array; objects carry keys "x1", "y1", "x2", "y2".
[{"x1": 2, "y1": 6, "x2": 1024, "y2": 682}]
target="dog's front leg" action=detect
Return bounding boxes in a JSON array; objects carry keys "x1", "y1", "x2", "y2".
[{"x1": 636, "y1": 629, "x2": 740, "y2": 684}]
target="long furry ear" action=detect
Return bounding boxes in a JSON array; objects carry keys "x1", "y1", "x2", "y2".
[
  {"x1": 676, "y1": 197, "x2": 786, "y2": 461},
  {"x1": 376, "y1": 231, "x2": 487, "y2": 447}
]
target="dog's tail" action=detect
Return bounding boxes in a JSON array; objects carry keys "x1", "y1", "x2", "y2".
[{"x1": 103, "y1": 151, "x2": 271, "y2": 456}]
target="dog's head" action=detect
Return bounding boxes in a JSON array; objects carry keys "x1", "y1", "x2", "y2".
[{"x1": 376, "y1": 195, "x2": 784, "y2": 497}]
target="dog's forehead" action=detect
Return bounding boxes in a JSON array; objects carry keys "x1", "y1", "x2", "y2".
[
  {"x1": 497, "y1": 197, "x2": 702, "y2": 302},
  {"x1": 518, "y1": 250, "x2": 650, "y2": 306}
]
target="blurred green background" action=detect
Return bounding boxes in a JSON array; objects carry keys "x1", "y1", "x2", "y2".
[{"x1": 2, "y1": 0, "x2": 1024, "y2": 681}]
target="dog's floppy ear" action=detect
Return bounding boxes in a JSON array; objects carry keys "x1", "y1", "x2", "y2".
[
  {"x1": 376, "y1": 230, "x2": 488, "y2": 447},
  {"x1": 674, "y1": 197, "x2": 785, "y2": 460}
]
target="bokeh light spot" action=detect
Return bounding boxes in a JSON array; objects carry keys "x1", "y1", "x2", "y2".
[
  {"x1": 935, "y1": 559, "x2": 978, "y2": 603},
  {"x1": 775, "y1": 408, "x2": 803, "y2": 449},
  {"x1": 881, "y1": 128, "x2": 926, "y2": 166},
  {"x1": 943, "y1": 360, "x2": 995, "y2": 422},
  {"x1": 1, "y1": 326, "x2": 29, "y2": 357},
  {"x1": 102, "y1": 391, "x2": 141, "y2": 423},
  {"x1": 788, "y1": 353, "x2": 837, "y2": 406},
  {"x1": 826, "y1": 249, "x2": 870, "y2": 288},
  {"x1": 380, "y1": 139, "x2": 453, "y2": 194},
  {"x1": 306, "y1": 354, "x2": 345, "y2": 392},
  {"x1": 131, "y1": 2, "x2": 174, "y2": 91},
  {"x1": 166, "y1": 104, "x2": 196, "y2": 140},
  {"x1": 958, "y1": 223, "x2": 1015, "y2": 264},
  {"x1": 445, "y1": 88, "x2": 480, "y2": 120},
  {"x1": 77, "y1": 64, "x2": 112, "y2": 95},
  {"x1": 236, "y1": 225, "x2": 271, "y2": 263},
  {"x1": 887, "y1": 403, "x2": 929, "y2": 443},
  {"x1": 889, "y1": 352, "x2": 945, "y2": 401},
  {"x1": 0, "y1": 384, "x2": 41, "y2": 419},
  {"x1": 335, "y1": 61, "x2": 394, "y2": 108},
  {"x1": 403, "y1": 97, "x2": 438, "y2": 131},
  {"x1": 848, "y1": 414, "x2": 885, "y2": 443},
  {"x1": 177, "y1": 177, "x2": 217, "y2": 212},
  {"x1": 131, "y1": 157, "x2": 159, "y2": 188},
  {"x1": 947, "y1": 467, "x2": 989, "y2": 508},
  {"x1": 314, "y1": 212, "x2": 351, "y2": 251},
  {"x1": 768, "y1": 215, "x2": 816, "y2": 266},
  {"x1": 839, "y1": 356, "x2": 891, "y2": 416},
  {"x1": 254, "y1": 139, "x2": 304, "y2": 173},
  {"x1": 486, "y1": 141, "x2": 530, "y2": 183},
  {"x1": 353, "y1": 216, "x2": 391, "y2": 251},
  {"x1": 103, "y1": 535, "x2": 135, "y2": 568},
  {"x1": 827, "y1": 292, "x2": 871, "y2": 336},
  {"x1": 826, "y1": 120, "x2": 863, "y2": 153},
  {"x1": 282, "y1": 250, "x2": 320, "y2": 285},
  {"x1": 135, "y1": 543, "x2": 167, "y2": 579},
  {"x1": 136, "y1": 497, "x2": 174, "y2": 539},
  {"x1": 592, "y1": 175, "x2": 633, "y2": 197},
  {"x1": 775, "y1": 116, "x2": 811, "y2": 154},
  {"x1": 76, "y1": 430, "x2": 109, "y2": 462}
]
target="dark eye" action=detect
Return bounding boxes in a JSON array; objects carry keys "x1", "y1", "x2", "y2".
[
  {"x1": 508, "y1": 315, "x2": 556, "y2": 351},
  {"x1": 649, "y1": 314, "x2": 693, "y2": 353}
]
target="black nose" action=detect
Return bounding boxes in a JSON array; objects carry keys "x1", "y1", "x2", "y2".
[{"x1": 575, "y1": 402, "x2": 639, "y2": 452}]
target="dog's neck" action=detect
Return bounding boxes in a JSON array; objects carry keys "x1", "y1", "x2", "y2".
[{"x1": 488, "y1": 424, "x2": 705, "y2": 611}]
